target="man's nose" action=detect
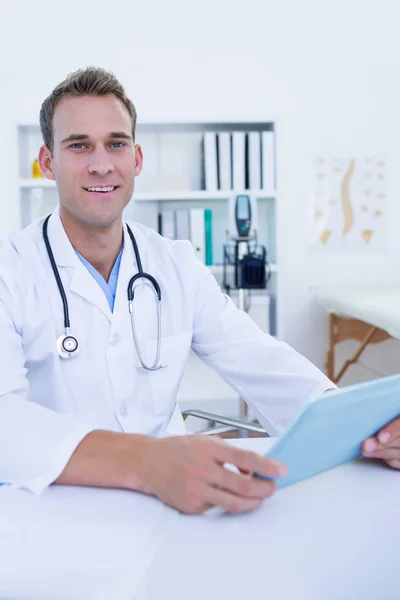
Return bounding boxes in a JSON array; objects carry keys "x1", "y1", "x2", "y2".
[{"x1": 88, "y1": 145, "x2": 114, "y2": 176}]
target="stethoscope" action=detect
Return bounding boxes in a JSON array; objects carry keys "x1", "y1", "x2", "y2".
[{"x1": 42, "y1": 215, "x2": 165, "y2": 371}]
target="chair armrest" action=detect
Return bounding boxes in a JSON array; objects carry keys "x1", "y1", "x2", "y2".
[{"x1": 181, "y1": 409, "x2": 267, "y2": 435}]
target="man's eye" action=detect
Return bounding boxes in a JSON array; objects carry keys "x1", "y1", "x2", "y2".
[
  {"x1": 70, "y1": 143, "x2": 85, "y2": 149},
  {"x1": 111, "y1": 142, "x2": 125, "y2": 148}
]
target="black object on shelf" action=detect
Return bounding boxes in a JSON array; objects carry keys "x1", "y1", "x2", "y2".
[{"x1": 222, "y1": 236, "x2": 271, "y2": 293}]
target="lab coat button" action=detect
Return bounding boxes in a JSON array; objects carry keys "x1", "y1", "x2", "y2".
[{"x1": 119, "y1": 404, "x2": 128, "y2": 417}]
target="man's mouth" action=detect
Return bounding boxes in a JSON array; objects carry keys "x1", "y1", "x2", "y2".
[{"x1": 83, "y1": 186, "x2": 119, "y2": 193}]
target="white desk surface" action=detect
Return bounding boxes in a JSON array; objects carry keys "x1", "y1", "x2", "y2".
[
  {"x1": 137, "y1": 438, "x2": 400, "y2": 600},
  {"x1": 0, "y1": 438, "x2": 399, "y2": 600},
  {"x1": 0, "y1": 482, "x2": 178, "y2": 600}
]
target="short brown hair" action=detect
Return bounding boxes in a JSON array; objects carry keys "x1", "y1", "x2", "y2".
[{"x1": 39, "y1": 66, "x2": 137, "y2": 152}]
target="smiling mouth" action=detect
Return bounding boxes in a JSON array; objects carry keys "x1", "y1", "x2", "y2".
[{"x1": 83, "y1": 186, "x2": 119, "y2": 193}]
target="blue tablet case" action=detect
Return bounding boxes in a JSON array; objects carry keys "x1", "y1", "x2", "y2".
[{"x1": 258, "y1": 374, "x2": 400, "y2": 489}]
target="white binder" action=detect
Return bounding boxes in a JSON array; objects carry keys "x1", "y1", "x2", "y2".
[
  {"x1": 217, "y1": 132, "x2": 232, "y2": 190},
  {"x1": 189, "y1": 208, "x2": 205, "y2": 263},
  {"x1": 232, "y1": 132, "x2": 246, "y2": 191},
  {"x1": 261, "y1": 131, "x2": 275, "y2": 191},
  {"x1": 175, "y1": 209, "x2": 190, "y2": 241},
  {"x1": 203, "y1": 132, "x2": 218, "y2": 191},
  {"x1": 248, "y1": 132, "x2": 262, "y2": 190},
  {"x1": 159, "y1": 209, "x2": 175, "y2": 240}
]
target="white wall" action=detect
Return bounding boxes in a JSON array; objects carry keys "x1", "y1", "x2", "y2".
[{"x1": 1, "y1": 0, "x2": 400, "y2": 379}]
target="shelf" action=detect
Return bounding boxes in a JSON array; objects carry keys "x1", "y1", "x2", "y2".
[
  {"x1": 208, "y1": 264, "x2": 277, "y2": 274},
  {"x1": 17, "y1": 119, "x2": 279, "y2": 342},
  {"x1": 19, "y1": 180, "x2": 277, "y2": 201},
  {"x1": 20, "y1": 178, "x2": 56, "y2": 188},
  {"x1": 133, "y1": 190, "x2": 277, "y2": 202}
]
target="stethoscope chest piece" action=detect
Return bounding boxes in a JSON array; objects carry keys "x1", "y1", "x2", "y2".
[{"x1": 57, "y1": 332, "x2": 80, "y2": 359}]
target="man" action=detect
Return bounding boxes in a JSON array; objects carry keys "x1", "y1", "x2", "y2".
[{"x1": 0, "y1": 68, "x2": 397, "y2": 515}]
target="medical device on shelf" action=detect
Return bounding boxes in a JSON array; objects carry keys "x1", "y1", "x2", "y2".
[{"x1": 223, "y1": 194, "x2": 272, "y2": 429}]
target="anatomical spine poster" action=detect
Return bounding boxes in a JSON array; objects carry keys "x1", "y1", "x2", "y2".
[{"x1": 309, "y1": 154, "x2": 387, "y2": 252}]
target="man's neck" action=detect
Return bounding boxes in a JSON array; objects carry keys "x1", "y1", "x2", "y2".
[{"x1": 60, "y1": 208, "x2": 123, "y2": 282}]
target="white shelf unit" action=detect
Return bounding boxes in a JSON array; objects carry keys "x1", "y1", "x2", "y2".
[
  {"x1": 19, "y1": 180, "x2": 276, "y2": 201},
  {"x1": 20, "y1": 178, "x2": 57, "y2": 188},
  {"x1": 17, "y1": 120, "x2": 279, "y2": 332},
  {"x1": 17, "y1": 120, "x2": 279, "y2": 423}
]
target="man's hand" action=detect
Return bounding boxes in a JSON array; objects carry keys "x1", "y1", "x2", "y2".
[
  {"x1": 136, "y1": 435, "x2": 288, "y2": 515},
  {"x1": 56, "y1": 430, "x2": 287, "y2": 515},
  {"x1": 361, "y1": 416, "x2": 400, "y2": 469}
]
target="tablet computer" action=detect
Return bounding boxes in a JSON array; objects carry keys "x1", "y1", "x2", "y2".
[{"x1": 258, "y1": 374, "x2": 400, "y2": 489}]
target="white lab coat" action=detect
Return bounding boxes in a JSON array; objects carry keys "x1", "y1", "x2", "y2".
[{"x1": 0, "y1": 210, "x2": 334, "y2": 494}]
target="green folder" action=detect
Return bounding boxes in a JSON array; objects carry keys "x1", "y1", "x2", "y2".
[{"x1": 204, "y1": 209, "x2": 213, "y2": 266}]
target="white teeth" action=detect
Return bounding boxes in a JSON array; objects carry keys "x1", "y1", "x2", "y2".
[{"x1": 86, "y1": 186, "x2": 116, "y2": 192}]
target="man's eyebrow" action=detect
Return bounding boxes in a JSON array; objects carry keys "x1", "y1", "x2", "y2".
[
  {"x1": 109, "y1": 131, "x2": 132, "y2": 140},
  {"x1": 61, "y1": 133, "x2": 89, "y2": 144},
  {"x1": 60, "y1": 131, "x2": 133, "y2": 144}
]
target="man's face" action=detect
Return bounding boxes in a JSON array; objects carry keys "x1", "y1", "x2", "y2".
[{"x1": 39, "y1": 94, "x2": 142, "y2": 227}]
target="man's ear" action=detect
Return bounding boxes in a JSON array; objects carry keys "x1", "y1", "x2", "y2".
[
  {"x1": 134, "y1": 144, "x2": 143, "y2": 177},
  {"x1": 38, "y1": 145, "x2": 56, "y2": 181}
]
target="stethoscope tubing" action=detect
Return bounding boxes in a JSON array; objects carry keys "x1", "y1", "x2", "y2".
[{"x1": 42, "y1": 214, "x2": 164, "y2": 370}]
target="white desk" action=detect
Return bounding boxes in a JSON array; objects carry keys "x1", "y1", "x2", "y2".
[
  {"x1": 0, "y1": 439, "x2": 399, "y2": 600},
  {"x1": 0, "y1": 483, "x2": 178, "y2": 599},
  {"x1": 137, "y1": 438, "x2": 400, "y2": 600}
]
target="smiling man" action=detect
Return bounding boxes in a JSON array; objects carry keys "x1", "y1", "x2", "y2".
[
  {"x1": 0, "y1": 67, "x2": 397, "y2": 515},
  {"x1": 39, "y1": 85, "x2": 143, "y2": 283}
]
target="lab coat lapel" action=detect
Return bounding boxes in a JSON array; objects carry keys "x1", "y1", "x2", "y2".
[
  {"x1": 109, "y1": 221, "x2": 137, "y2": 339},
  {"x1": 46, "y1": 210, "x2": 112, "y2": 323}
]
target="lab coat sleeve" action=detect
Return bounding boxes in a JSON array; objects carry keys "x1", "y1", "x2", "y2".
[
  {"x1": 0, "y1": 273, "x2": 96, "y2": 495},
  {"x1": 190, "y1": 257, "x2": 336, "y2": 435}
]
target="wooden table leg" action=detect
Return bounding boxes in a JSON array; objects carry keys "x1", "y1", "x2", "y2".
[
  {"x1": 334, "y1": 325, "x2": 378, "y2": 383},
  {"x1": 326, "y1": 313, "x2": 336, "y2": 382}
]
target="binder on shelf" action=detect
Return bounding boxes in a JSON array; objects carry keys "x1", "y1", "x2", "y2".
[
  {"x1": 204, "y1": 209, "x2": 213, "y2": 266},
  {"x1": 158, "y1": 209, "x2": 175, "y2": 240},
  {"x1": 202, "y1": 132, "x2": 218, "y2": 192},
  {"x1": 217, "y1": 132, "x2": 232, "y2": 190},
  {"x1": 231, "y1": 132, "x2": 246, "y2": 191},
  {"x1": 189, "y1": 208, "x2": 206, "y2": 263},
  {"x1": 247, "y1": 132, "x2": 262, "y2": 190},
  {"x1": 158, "y1": 208, "x2": 213, "y2": 266},
  {"x1": 261, "y1": 131, "x2": 275, "y2": 191},
  {"x1": 175, "y1": 209, "x2": 191, "y2": 241}
]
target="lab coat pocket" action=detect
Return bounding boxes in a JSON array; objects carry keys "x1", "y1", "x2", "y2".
[{"x1": 145, "y1": 332, "x2": 192, "y2": 415}]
